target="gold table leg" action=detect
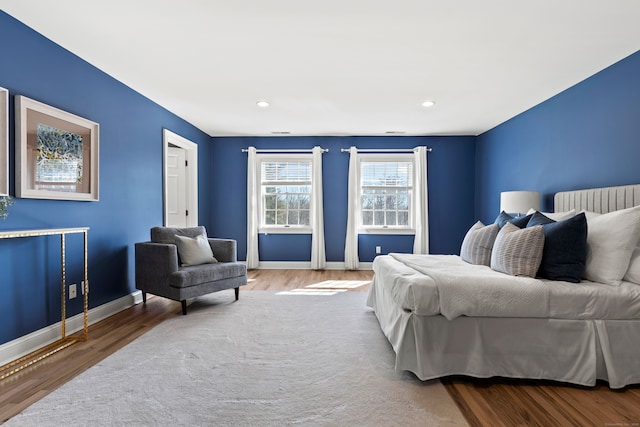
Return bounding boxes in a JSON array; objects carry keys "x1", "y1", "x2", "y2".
[{"x1": 0, "y1": 228, "x2": 90, "y2": 381}]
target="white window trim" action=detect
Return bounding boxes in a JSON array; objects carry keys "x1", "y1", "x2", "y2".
[
  {"x1": 356, "y1": 153, "x2": 416, "y2": 235},
  {"x1": 359, "y1": 226, "x2": 416, "y2": 235},
  {"x1": 256, "y1": 153, "x2": 314, "y2": 235},
  {"x1": 259, "y1": 225, "x2": 313, "y2": 234}
]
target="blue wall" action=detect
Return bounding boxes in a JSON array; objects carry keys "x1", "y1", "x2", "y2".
[
  {"x1": 0, "y1": 12, "x2": 212, "y2": 344},
  {"x1": 476, "y1": 50, "x2": 640, "y2": 224},
  {"x1": 210, "y1": 136, "x2": 476, "y2": 262}
]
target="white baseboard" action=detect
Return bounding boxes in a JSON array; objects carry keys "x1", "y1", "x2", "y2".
[
  {"x1": 0, "y1": 291, "x2": 143, "y2": 366},
  {"x1": 254, "y1": 261, "x2": 372, "y2": 270}
]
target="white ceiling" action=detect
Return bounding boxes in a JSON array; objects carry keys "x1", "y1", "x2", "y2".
[{"x1": 2, "y1": 1, "x2": 640, "y2": 137}]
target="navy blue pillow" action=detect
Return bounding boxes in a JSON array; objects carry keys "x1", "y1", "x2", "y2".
[
  {"x1": 495, "y1": 211, "x2": 533, "y2": 229},
  {"x1": 527, "y1": 212, "x2": 587, "y2": 282},
  {"x1": 527, "y1": 211, "x2": 555, "y2": 227},
  {"x1": 495, "y1": 211, "x2": 512, "y2": 228}
]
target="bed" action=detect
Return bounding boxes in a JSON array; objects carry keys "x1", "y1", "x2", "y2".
[{"x1": 366, "y1": 184, "x2": 640, "y2": 389}]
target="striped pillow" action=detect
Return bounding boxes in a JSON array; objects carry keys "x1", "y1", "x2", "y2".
[
  {"x1": 491, "y1": 223, "x2": 545, "y2": 277},
  {"x1": 460, "y1": 221, "x2": 500, "y2": 266}
]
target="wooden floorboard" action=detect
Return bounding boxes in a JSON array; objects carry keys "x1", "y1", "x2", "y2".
[
  {"x1": 442, "y1": 376, "x2": 640, "y2": 427},
  {"x1": 1, "y1": 269, "x2": 639, "y2": 426},
  {"x1": 243, "y1": 268, "x2": 373, "y2": 292}
]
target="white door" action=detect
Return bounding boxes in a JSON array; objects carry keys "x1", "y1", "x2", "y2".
[
  {"x1": 163, "y1": 129, "x2": 198, "y2": 227},
  {"x1": 166, "y1": 146, "x2": 188, "y2": 227}
]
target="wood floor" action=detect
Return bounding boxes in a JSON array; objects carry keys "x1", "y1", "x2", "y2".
[
  {"x1": 0, "y1": 269, "x2": 638, "y2": 426},
  {"x1": 443, "y1": 377, "x2": 640, "y2": 427},
  {"x1": 243, "y1": 268, "x2": 373, "y2": 292}
]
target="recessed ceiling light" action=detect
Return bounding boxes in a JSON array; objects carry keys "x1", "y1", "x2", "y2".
[
  {"x1": 256, "y1": 100, "x2": 270, "y2": 108},
  {"x1": 421, "y1": 100, "x2": 436, "y2": 108}
]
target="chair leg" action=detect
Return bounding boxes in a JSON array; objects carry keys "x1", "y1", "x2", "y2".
[
  {"x1": 181, "y1": 300, "x2": 187, "y2": 315},
  {"x1": 142, "y1": 291, "x2": 147, "y2": 303},
  {"x1": 235, "y1": 287, "x2": 239, "y2": 301}
]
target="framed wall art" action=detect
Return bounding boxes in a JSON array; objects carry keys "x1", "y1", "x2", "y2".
[
  {"x1": 0, "y1": 87, "x2": 8, "y2": 196},
  {"x1": 15, "y1": 95, "x2": 99, "y2": 201}
]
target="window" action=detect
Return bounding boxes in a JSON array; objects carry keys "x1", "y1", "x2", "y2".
[
  {"x1": 359, "y1": 154, "x2": 414, "y2": 233},
  {"x1": 259, "y1": 155, "x2": 313, "y2": 233}
]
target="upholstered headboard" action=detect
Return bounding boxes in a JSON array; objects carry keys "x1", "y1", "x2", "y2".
[{"x1": 554, "y1": 184, "x2": 640, "y2": 214}]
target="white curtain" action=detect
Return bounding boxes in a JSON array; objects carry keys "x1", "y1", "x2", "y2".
[
  {"x1": 246, "y1": 147, "x2": 259, "y2": 268},
  {"x1": 310, "y1": 146, "x2": 326, "y2": 269},
  {"x1": 344, "y1": 146, "x2": 360, "y2": 269},
  {"x1": 413, "y1": 146, "x2": 429, "y2": 254}
]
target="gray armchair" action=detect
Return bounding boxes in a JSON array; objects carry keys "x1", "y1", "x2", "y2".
[{"x1": 135, "y1": 226, "x2": 247, "y2": 315}]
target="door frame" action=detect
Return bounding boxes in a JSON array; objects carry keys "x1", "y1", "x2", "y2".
[{"x1": 163, "y1": 128, "x2": 198, "y2": 227}]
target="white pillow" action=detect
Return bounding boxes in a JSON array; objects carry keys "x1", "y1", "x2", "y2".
[
  {"x1": 580, "y1": 210, "x2": 601, "y2": 221},
  {"x1": 583, "y1": 205, "x2": 640, "y2": 285},
  {"x1": 623, "y1": 247, "x2": 640, "y2": 285},
  {"x1": 460, "y1": 221, "x2": 499, "y2": 266},
  {"x1": 527, "y1": 209, "x2": 576, "y2": 221},
  {"x1": 174, "y1": 233, "x2": 218, "y2": 266}
]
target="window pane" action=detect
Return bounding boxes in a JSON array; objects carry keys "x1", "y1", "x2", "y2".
[
  {"x1": 374, "y1": 211, "x2": 384, "y2": 225},
  {"x1": 300, "y1": 195, "x2": 310, "y2": 210},
  {"x1": 374, "y1": 195, "x2": 385, "y2": 210},
  {"x1": 265, "y1": 210, "x2": 275, "y2": 224},
  {"x1": 300, "y1": 210, "x2": 310, "y2": 225},
  {"x1": 288, "y1": 210, "x2": 299, "y2": 225},
  {"x1": 398, "y1": 211, "x2": 409, "y2": 226},
  {"x1": 276, "y1": 210, "x2": 286, "y2": 225},
  {"x1": 362, "y1": 210, "x2": 373, "y2": 225},
  {"x1": 385, "y1": 195, "x2": 396, "y2": 209},
  {"x1": 362, "y1": 195, "x2": 374, "y2": 210},
  {"x1": 397, "y1": 195, "x2": 409, "y2": 210},
  {"x1": 386, "y1": 211, "x2": 396, "y2": 226},
  {"x1": 287, "y1": 194, "x2": 298, "y2": 209},
  {"x1": 264, "y1": 195, "x2": 276, "y2": 210}
]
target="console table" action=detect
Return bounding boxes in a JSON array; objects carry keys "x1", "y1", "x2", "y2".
[{"x1": 0, "y1": 227, "x2": 89, "y2": 380}]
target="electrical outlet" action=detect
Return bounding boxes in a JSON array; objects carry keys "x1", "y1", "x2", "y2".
[
  {"x1": 375, "y1": 246, "x2": 381, "y2": 254},
  {"x1": 69, "y1": 284, "x2": 77, "y2": 299}
]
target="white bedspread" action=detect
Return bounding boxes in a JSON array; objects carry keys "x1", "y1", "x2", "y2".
[
  {"x1": 375, "y1": 253, "x2": 640, "y2": 320},
  {"x1": 386, "y1": 253, "x2": 550, "y2": 319}
]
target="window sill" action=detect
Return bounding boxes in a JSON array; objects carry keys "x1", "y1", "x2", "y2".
[
  {"x1": 358, "y1": 227, "x2": 416, "y2": 235},
  {"x1": 259, "y1": 226, "x2": 312, "y2": 235}
]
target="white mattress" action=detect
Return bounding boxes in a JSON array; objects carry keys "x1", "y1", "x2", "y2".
[{"x1": 375, "y1": 253, "x2": 640, "y2": 320}]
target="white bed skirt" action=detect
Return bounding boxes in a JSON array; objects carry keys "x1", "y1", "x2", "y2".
[{"x1": 367, "y1": 274, "x2": 640, "y2": 389}]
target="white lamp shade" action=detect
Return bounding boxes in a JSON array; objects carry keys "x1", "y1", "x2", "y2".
[{"x1": 500, "y1": 191, "x2": 540, "y2": 215}]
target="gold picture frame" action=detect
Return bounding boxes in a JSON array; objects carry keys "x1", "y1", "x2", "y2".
[
  {"x1": 15, "y1": 96, "x2": 99, "y2": 201},
  {"x1": 0, "y1": 87, "x2": 8, "y2": 196}
]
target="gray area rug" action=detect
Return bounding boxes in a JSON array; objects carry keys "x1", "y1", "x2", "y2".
[{"x1": 7, "y1": 291, "x2": 468, "y2": 426}]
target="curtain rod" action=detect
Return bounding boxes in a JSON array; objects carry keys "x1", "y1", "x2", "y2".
[
  {"x1": 241, "y1": 148, "x2": 328, "y2": 153},
  {"x1": 339, "y1": 147, "x2": 432, "y2": 153}
]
